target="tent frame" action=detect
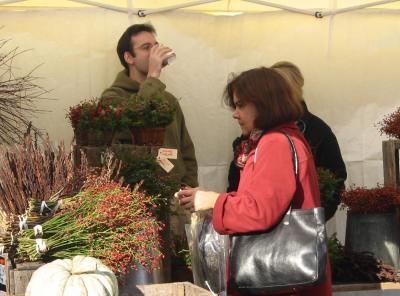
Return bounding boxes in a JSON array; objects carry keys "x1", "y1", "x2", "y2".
[{"x1": 0, "y1": 0, "x2": 399, "y2": 17}]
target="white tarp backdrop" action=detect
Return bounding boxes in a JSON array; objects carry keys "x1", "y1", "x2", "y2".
[{"x1": 1, "y1": 0, "x2": 400, "y2": 240}]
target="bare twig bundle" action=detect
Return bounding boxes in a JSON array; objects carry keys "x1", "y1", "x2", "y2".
[
  {"x1": 0, "y1": 135, "x2": 89, "y2": 234},
  {"x1": 0, "y1": 37, "x2": 50, "y2": 144}
]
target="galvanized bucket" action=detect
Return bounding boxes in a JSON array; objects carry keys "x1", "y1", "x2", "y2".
[{"x1": 345, "y1": 211, "x2": 400, "y2": 269}]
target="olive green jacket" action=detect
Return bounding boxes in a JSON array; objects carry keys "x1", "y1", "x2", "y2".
[{"x1": 101, "y1": 70, "x2": 198, "y2": 187}]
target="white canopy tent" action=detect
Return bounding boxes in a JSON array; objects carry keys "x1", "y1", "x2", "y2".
[
  {"x1": 1, "y1": 0, "x2": 400, "y2": 240},
  {"x1": 1, "y1": 0, "x2": 400, "y2": 14}
]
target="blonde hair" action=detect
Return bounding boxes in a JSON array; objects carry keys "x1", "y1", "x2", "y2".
[{"x1": 271, "y1": 61, "x2": 304, "y2": 102}]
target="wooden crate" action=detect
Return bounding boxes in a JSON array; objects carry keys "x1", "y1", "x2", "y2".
[
  {"x1": 4, "y1": 258, "x2": 43, "y2": 296},
  {"x1": 382, "y1": 140, "x2": 400, "y2": 188},
  {"x1": 135, "y1": 282, "x2": 212, "y2": 296}
]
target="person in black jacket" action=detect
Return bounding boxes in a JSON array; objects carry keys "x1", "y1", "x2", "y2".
[{"x1": 227, "y1": 61, "x2": 347, "y2": 221}]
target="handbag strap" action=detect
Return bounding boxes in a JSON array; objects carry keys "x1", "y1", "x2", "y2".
[
  {"x1": 281, "y1": 132, "x2": 300, "y2": 224},
  {"x1": 254, "y1": 131, "x2": 299, "y2": 225},
  {"x1": 283, "y1": 132, "x2": 299, "y2": 178}
]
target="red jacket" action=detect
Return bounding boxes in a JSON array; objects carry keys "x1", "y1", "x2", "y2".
[{"x1": 212, "y1": 123, "x2": 332, "y2": 296}]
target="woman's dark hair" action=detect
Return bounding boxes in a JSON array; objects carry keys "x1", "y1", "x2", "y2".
[
  {"x1": 224, "y1": 67, "x2": 303, "y2": 131},
  {"x1": 117, "y1": 23, "x2": 156, "y2": 70}
]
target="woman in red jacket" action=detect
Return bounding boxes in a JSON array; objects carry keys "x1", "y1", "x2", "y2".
[{"x1": 176, "y1": 67, "x2": 332, "y2": 296}]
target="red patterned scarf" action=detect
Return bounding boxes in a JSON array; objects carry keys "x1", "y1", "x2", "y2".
[{"x1": 234, "y1": 129, "x2": 264, "y2": 169}]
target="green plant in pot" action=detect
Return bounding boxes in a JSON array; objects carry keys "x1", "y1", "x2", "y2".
[
  {"x1": 341, "y1": 185, "x2": 400, "y2": 269},
  {"x1": 122, "y1": 95, "x2": 175, "y2": 146},
  {"x1": 317, "y1": 167, "x2": 343, "y2": 220},
  {"x1": 115, "y1": 151, "x2": 179, "y2": 277},
  {"x1": 67, "y1": 99, "x2": 123, "y2": 146},
  {"x1": 116, "y1": 151, "x2": 178, "y2": 222}
]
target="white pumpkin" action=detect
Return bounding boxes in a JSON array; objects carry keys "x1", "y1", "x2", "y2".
[{"x1": 25, "y1": 255, "x2": 118, "y2": 296}]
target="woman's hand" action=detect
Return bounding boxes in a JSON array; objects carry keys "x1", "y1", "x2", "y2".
[{"x1": 175, "y1": 187, "x2": 219, "y2": 212}]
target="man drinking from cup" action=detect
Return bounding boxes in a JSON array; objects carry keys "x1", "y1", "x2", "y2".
[{"x1": 101, "y1": 23, "x2": 198, "y2": 188}]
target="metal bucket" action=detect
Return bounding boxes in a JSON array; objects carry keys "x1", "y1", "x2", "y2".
[
  {"x1": 345, "y1": 211, "x2": 400, "y2": 268},
  {"x1": 119, "y1": 255, "x2": 170, "y2": 296}
]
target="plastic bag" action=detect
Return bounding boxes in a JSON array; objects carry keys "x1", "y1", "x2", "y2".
[{"x1": 186, "y1": 210, "x2": 229, "y2": 296}]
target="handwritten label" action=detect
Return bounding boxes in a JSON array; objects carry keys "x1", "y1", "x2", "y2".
[
  {"x1": 158, "y1": 148, "x2": 178, "y2": 160},
  {"x1": 157, "y1": 157, "x2": 174, "y2": 173}
]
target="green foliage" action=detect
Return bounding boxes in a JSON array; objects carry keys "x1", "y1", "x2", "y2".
[
  {"x1": 178, "y1": 248, "x2": 192, "y2": 268},
  {"x1": 121, "y1": 95, "x2": 175, "y2": 128},
  {"x1": 327, "y1": 233, "x2": 345, "y2": 270},
  {"x1": 317, "y1": 167, "x2": 343, "y2": 209},
  {"x1": 117, "y1": 152, "x2": 178, "y2": 221}
]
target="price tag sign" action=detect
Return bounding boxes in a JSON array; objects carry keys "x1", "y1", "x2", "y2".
[
  {"x1": 157, "y1": 157, "x2": 174, "y2": 173},
  {"x1": 158, "y1": 148, "x2": 178, "y2": 160}
]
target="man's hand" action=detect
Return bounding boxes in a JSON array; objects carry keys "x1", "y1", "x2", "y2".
[
  {"x1": 175, "y1": 187, "x2": 219, "y2": 212},
  {"x1": 147, "y1": 44, "x2": 173, "y2": 79}
]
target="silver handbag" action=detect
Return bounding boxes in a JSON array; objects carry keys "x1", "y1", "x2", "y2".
[{"x1": 230, "y1": 133, "x2": 327, "y2": 295}]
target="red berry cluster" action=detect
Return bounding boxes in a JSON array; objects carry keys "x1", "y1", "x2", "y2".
[
  {"x1": 378, "y1": 107, "x2": 400, "y2": 139},
  {"x1": 77, "y1": 175, "x2": 165, "y2": 276}
]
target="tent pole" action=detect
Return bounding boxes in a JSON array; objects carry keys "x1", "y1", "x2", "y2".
[
  {"x1": 242, "y1": 0, "x2": 315, "y2": 16},
  {"x1": 67, "y1": 0, "x2": 139, "y2": 14},
  {"x1": 127, "y1": 0, "x2": 134, "y2": 22},
  {"x1": 0, "y1": 0, "x2": 26, "y2": 5},
  {"x1": 322, "y1": 0, "x2": 400, "y2": 16},
  {"x1": 138, "y1": 0, "x2": 221, "y2": 17},
  {"x1": 243, "y1": 0, "x2": 400, "y2": 17},
  {"x1": 3, "y1": 0, "x2": 398, "y2": 16}
]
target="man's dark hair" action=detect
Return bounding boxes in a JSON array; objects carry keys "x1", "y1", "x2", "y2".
[
  {"x1": 224, "y1": 67, "x2": 303, "y2": 131},
  {"x1": 117, "y1": 23, "x2": 156, "y2": 70}
]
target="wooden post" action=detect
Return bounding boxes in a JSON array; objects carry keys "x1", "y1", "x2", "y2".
[
  {"x1": 382, "y1": 140, "x2": 400, "y2": 189},
  {"x1": 5, "y1": 255, "x2": 12, "y2": 296}
]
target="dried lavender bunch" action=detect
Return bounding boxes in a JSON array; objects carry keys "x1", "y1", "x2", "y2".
[{"x1": 0, "y1": 37, "x2": 49, "y2": 144}]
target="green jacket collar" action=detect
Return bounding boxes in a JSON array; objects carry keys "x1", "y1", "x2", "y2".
[{"x1": 112, "y1": 70, "x2": 140, "y2": 92}]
